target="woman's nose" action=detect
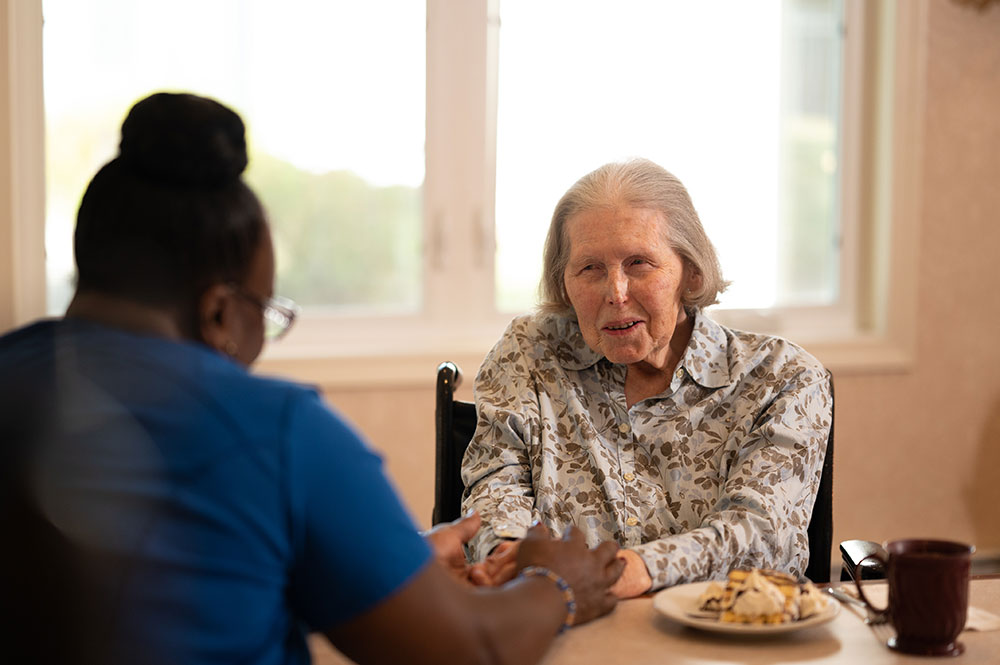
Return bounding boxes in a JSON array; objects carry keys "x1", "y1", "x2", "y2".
[{"x1": 606, "y1": 271, "x2": 628, "y2": 304}]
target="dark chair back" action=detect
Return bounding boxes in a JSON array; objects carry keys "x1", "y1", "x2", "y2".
[
  {"x1": 433, "y1": 362, "x2": 836, "y2": 583},
  {"x1": 803, "y1": 371, "x2": 835, "y2": 583},
  {"x1": 432, "y1": 362, "x2": 477, "y2": 526}
]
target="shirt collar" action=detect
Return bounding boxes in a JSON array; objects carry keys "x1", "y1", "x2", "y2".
[
  {"x1": 543, "y1": 310, "x2": 732, "y2": 389},
  {"x1": 682, "y1": 311, "x2": 732, "y2": 389}
]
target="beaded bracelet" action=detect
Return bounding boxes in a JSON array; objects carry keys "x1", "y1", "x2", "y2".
[{"x1": 518, "y1": 566, "x2": 577, "y2": 633}]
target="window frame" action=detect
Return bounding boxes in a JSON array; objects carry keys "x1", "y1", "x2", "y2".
[
  {"x1": 0, "y1": 0, "x2": 46, "y2": 331},
  {"x1": 1, "y1": 0, "x2": 925, "y2": 387}
]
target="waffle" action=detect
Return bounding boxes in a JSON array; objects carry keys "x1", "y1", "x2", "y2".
[{"x1": 697, "y1": 568, "x2": 822, "y2": 624}]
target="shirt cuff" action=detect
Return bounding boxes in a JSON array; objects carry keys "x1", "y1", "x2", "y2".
[
  {"x1": 468, "y1": 520, "x2": 528, "y2": 561},
  {"x1": 632, "y1": 539, "x2": 681, "y2": 591}
]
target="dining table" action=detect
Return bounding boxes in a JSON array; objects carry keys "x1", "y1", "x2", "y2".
[{"x1": 308, "y1": 575, "x2": 1000, "y2": 665}]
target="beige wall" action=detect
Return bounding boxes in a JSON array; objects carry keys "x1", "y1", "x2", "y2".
[
  {"x1": 323, "y1": 0, "x2": 1000, "y2": 561},
  {"x1": 832, "y1": 0, "x2": 1000, "y2": 553}
]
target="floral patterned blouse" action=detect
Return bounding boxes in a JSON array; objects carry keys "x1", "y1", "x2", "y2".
[{"x1": 461, "y1": 310, "x2": 832, "y2": 590}]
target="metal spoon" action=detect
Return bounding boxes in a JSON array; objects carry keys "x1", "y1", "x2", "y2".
[{"x1": 825, "y1": 586, "x2": 888, "y2": 625}]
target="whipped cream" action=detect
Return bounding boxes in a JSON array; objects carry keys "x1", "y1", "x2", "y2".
[
  {"x1": 729, "y1": 570, "x2": 785, "y2": 619},
  {"x1": 797, "y1": 582, "x2": 827, "y2": 619},
  {"x1": 697, "y1": 581, "x2": 727, "y2": 611}
]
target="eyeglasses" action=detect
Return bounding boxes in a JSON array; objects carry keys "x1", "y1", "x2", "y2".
[{"x1": 230, "y1": 287, "x2": 300, "y2": 341}]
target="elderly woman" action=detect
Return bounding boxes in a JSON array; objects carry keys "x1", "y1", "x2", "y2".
[{"x1": 462, "y1": 158, "x2": 832, "y2": 597}]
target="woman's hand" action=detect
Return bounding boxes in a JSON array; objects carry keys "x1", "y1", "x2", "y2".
[
  {"x1": 423, "y1": 512, "x2": 482, "y2": 584},
  {"x1": 469, "y1": 539, "x2": 521, "y2": 587},
  {"x1": 608, "y1": 549, "x2": 652, "y2": 598}
]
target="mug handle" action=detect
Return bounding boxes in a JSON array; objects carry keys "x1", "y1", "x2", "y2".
[{"x1": 852, "y1": 553, "x2": 890, "y2": 619}]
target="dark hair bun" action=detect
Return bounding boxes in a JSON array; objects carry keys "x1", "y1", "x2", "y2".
[{"x1": 118, "y1": 92, "x2": 248, "y2": 186}]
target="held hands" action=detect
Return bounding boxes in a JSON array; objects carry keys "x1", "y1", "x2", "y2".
[
  {"x1": 423, "y1": 511, "x2": 527, "y2": 587},
  {"x1": 608, "y1": 548, "x2": 653, "y2": 598},
  {"x1": 424, "y1": 515, "x2": 630, "y2": 623},
  {"x1": 470, "y1": 539, "x2": 520, "y2": 586},
  {"x1": 423, "y1": 512, "x2": 524, "y2": 586},
  {"x1": 423, "y1": 511, "x2": 483, "y2": 584},
  {"x1": 515, "y1": 523, "x2": 625, "y2": 626},
  {"x1": 478, "y1": 534, "x2": 650, "y2": 597}
]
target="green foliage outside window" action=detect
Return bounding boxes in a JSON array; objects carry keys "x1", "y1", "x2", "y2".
[{"x1": 245, "y1": 155, "x2": 422, "y2": 311}]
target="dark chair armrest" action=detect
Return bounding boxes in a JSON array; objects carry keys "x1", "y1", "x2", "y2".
[{"x1": 839, "y1": 539, "x2": 888, "y2": 581}]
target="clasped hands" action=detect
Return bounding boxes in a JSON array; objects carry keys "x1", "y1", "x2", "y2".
[{"x1": 424, "y1": 512, "x2": 652, "y2": 599}]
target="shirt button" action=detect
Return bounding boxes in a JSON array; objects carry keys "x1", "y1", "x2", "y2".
[
  {"x1": 618, "y1": 423, "x2": 631, "y2": 435},
  {"x1": 626, "y1": 517, "x2": 639, "y2": 527},
  {"x1": 623, "y1": 472, "x2": 635, "y2": 482},
  {"x1": 675, "y1": 368, "x2": 684, "y2": 379}
]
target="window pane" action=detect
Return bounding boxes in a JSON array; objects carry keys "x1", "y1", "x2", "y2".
[
  {"x1": 42, "y1": 0, "x2": 425, "y2": 315},
  {"x1": 778, "y1": 0, "x2": 842, "y2": 305},
  {"x1": 494, "y1": 0, "x2": 842, "y2": 312}
]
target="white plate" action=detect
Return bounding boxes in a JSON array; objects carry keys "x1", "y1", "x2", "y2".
[{"x1": 652, "y1": 581, "x2": 841, "y2": 635}]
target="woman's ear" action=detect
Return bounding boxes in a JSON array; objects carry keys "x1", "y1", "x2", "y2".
[
  {"x1": 688, "y1": 270, "x2": 704, "y2": 293},
  {"x1": 683, "y1": 260, "x2": 704, "y2": 294},
  {"x1": 198, "y1": 284, "x2": 239, "y2": 357}
]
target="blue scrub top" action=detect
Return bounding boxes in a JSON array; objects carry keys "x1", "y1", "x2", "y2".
[{"x1": 0, "y1": 319, "x2": 432, "y2": 665}]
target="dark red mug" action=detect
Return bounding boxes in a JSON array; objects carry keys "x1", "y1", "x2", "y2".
[{"x1": 854, "y1": 539, "x2": 975, "y2": 657}]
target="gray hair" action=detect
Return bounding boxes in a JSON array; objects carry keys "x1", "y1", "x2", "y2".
[{"x1": 538, "y1": 158, "x2": 728, "y2": 315}]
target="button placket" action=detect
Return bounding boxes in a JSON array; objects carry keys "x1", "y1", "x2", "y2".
[{"x1": 616, "y1": 412, "x2": 642, "y2": 544}]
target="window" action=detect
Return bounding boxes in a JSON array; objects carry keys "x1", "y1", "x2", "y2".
[
  {"x1": 42, "y1": 0, "x2": 425, "y2": 315},
  {"x1": 494, "y1": 0, "x2": 843, "y2": 313},
  {"x1": 3, "y1": 0, "x2": 924, "y2": 384}
]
